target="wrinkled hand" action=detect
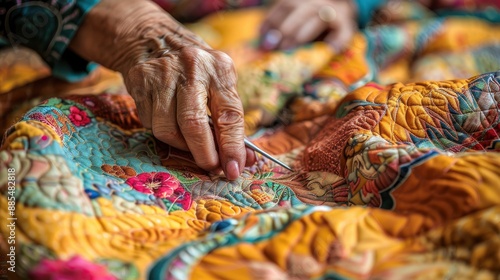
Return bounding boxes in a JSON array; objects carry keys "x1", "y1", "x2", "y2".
[
  {"x1": 125, "y1": 45, "x2": 255, "y2": 180},
  {"x1": 70, "y1": 0, "x2": 255, "y2": 180},
  {"x1": 260, "y1": 0, "x2": 358, "y2": 51}
]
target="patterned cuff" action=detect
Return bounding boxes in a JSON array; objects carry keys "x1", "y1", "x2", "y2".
[
  {"x1": 1, "y1": 0, "x2": 101, "y2": 81},
  {"x1": 353, "y1": 0, "x2": 388, "y2": 27}
]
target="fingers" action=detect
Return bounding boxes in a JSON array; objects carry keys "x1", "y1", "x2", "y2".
[
  {"x1": 150, "y1": 59, "x2": 189, "y2": 151},
  {"x1": 260, "y1": 0, "x2": 299, "y2": 50},
  {"x1": 260, "y1": 0, "x2": 296, "y2": 36},
  {"x1": 208, "y1": 51, "x2": 246, "y2": 180},
  {"x1": 281, "y1": 11, "x2": 327, "y2": 50},
  {"x1": 260, "y1": 0, "x2": 357, "y2": 51},
  {"x1": 176, "y1": 82, "x2": 219, "y2": 171},
  {"x1": 276, "y1": 7, "x2": 320, "y2": 50},
  {"x1": 128, "y1": 58, "x2": 190, "y2": 151},
  {"x1": 260, "y1": 1, "x2": 330, "y2": 50},
  {"x1": 127, "y1": 46, "x2": 249, "y2": 180},
  {"x1": 324, "y1": 19, "x2": 357, "y2": 52},
  {"x1": 125, "y1": 64, "x2": 155, "y2": 128},
  {"x1": 245, "y1": 147, "x2": 256, "y2": 167},
  {"x1": 177, "y1": 48, "x2": 220, "y2": 172}
]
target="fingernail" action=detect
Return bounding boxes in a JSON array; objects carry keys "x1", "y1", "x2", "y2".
[
  {"x1": 225, "y1": 160, "x2": 240, "y2": 181},
  {"x1": 261, "y1": 29, "x2": 282, "y2": 50}
]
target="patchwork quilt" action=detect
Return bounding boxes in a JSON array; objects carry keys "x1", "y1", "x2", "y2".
[{"x1": 1, "y1": 3, "x2": 500, "y2": 280}]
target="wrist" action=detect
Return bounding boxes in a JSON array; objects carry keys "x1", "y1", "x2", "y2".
[{"x1": 69, "y1": 0, "x2": 192, "y2": 75}]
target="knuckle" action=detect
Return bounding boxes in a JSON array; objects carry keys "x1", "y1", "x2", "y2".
[
  {"x1": 181, "y1": 47, "x2": 211, "y2": 63},
  {"x1": 177, "y1": 78, "x2": 207, "y2": 93},
  {"x1": 209, "y1": 52, "x2": 237, "y2": 87},
  {"x1": 152, "y1": 124, "x2": 181, "y2": 142},
  {"x1": 126, "y1": 63, "x2": 146, "y2": 78},
  {"x1": 177, "y1": 112, "x2": 209, "y2": 130},
  {"x1": 216, "y1": 113, "x2": 245, "y2": 154},
  {"x1": 128, "y1": 62, "x2": 157, "y2": 80},
  {"x1": 180, "y1": 46, "x2": 200, "y2": 57},
  {"x1": 126, "y1": 65, "x2": 162, "y2": 98},
  {"x1": 219, "y1": 140, "x2": 242, "y2": 155},
  {"x1": 217, "y1": 110, "x2": 244, "y2": 127},
  {"x1": 212, "y1": 51, "x2": 234, "y2": 67},
  {"x1": 179, "y1": 48, "x2": 212, "y2": 81},
  {"x1": 213, "y1": 53, "x2": 236, "y2": 77}
]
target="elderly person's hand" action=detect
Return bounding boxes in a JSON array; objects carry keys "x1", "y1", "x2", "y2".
[
  {"x1": 70, "y1": 0, "x2": 254, "y2": 180},
  {"x1": 260, "y1": 0, "x2": 358, "y2": 51}
]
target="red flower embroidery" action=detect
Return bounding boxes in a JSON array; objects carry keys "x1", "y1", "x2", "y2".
[
  {"x1": 126, "y1": 172, "x2": 181, "y2": 199},
  {"x1": 69, "y1": 106, "x2": 91, "y2": 127},
  {"x1": 127, "y1": 172, "x2": 193, "y2": 210}
]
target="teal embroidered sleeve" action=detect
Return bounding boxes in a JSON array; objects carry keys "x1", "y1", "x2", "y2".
[{"x1": 0, "y1": 0, "x2": 101, "y2": 82}]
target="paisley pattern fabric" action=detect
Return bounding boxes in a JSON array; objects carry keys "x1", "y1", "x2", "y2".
[{"x1": 2, "y1": 3, "x2": 500, "y2": 280}]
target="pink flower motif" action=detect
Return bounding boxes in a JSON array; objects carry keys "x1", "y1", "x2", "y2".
[
  {"x1": 30, "y1": 256, "x2": 116, "y2": 280},
  {"x1": 126, "y1": 172, "x2": 181, "y2": 199},
  {"x1": 69, "y1": 106, "x2": 91, "y2": 127}
]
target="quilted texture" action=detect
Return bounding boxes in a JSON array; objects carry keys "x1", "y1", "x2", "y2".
[{"x1": 2, "y1": 4, "x2": 500, "y2": 280}]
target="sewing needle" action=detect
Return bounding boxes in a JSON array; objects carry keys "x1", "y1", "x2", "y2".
[
  {"x1": 208, "y1": 116, "x2": 294, "y2": 171},
  {"x1": 244, "y1": 138, "x2": 294, "y2": 171}
]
